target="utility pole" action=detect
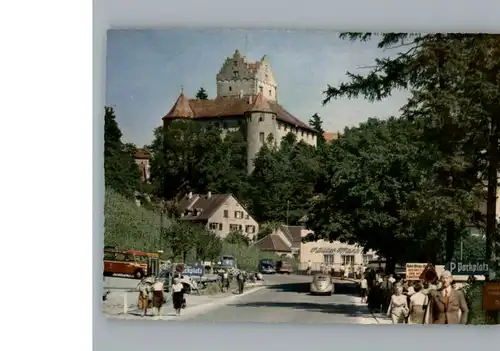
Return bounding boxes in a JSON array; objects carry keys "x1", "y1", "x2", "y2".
[
  {"x1": 460, "y1": 238, "x2": 463, "y2": 261},
  {"x1": 158, "y1": 200, "x2": 165, "y2": 252},
  {"x1": 286, "y1": 200, "x2": 289, "y2": 226}
]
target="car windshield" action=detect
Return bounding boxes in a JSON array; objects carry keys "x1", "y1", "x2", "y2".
[
  {"x1": 315, "y1": 276, "x2": 328, "y2": 281},
  {"x1": 158, "y1": 270, "x2": 170, "y2": 278}
]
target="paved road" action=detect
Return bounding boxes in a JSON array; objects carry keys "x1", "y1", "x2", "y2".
[{"x1": 184, "y1": 274, "x2": 376, "y2": 324}]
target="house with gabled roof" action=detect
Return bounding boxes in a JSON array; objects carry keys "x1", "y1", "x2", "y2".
[
  {"x1": 177, "y1": 192, "x2": 259, "y2": 240},
  {"x1": 253, "y1": 225, "x2": 313, "y2": 258}
]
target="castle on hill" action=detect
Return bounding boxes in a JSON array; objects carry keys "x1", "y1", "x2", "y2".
[{"x1": 162, "y1": 49, "x2": 318, "y2": 173}]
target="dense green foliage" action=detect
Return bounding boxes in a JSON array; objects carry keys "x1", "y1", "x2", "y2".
[
  {"x1": 104, "y1": 107, "x2": 141, "y2": 197},
  {"x1": 104, "y1": 188, "x2": 168, "y2": 252},
  {"x1": 195, "y1": 87, "x2": 208, "y2": 100},
  {"x1": 309, "y1": 33, "x2": 500, "y2": 273}
]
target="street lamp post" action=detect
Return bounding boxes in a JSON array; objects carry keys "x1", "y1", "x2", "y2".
[
  {"x1": 460, "y1": 238, "x2": 463, "y2": 261},
  {"x1": 158, "y1": 200, "x2": 166, "y2": 252}
]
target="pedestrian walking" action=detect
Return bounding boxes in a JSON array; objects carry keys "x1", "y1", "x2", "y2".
[
  {"x1": 380, "y1": 276, "x2": 393, "y2": 312},
  {"x1": 408, "y1": 283, "x2": 428, "y2": 324},
  {"x1": 306, "y1": 260, "x2": 312, "y2": 275},
  {"x1": 136, "y1": 273, "x2": 154, "y2": 317},
  {"x1": 387, "y1": 285, "x2": 409, "y2": 324},
  {"x1": 237, "y1": 270, "x2": 246, "y2": 294},
  {"x1": 171, "y1": 278, "x2": 185, "y2": 317},
  {"x1": 151, "y1": 278, "x2": 165, "y2": 318},
  {"x1": 427, "y1": 270, "x2": 468, "y2": 324},
  {"x1": 360, "y1": 276, "x2": 368, "y2": 303}
]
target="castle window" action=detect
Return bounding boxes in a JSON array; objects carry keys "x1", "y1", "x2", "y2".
[
  {"x1": 259, "y1": 115, "x2": 264, "y2": 122},
  {"x1": 229, "y1": 86, "x2": 232, "y2": 92},
  {"x1": 265, "y1": 74, "x2": 268, "y2": 80},
  {"x1": 269, "y1": 89, "x2": 272, "y2": 96},
  {"x1": 301, "y1": 131, "x2": 304, "y2": 137},
  {"x1": 259, "y1": 86, "x2": 263, "y2": 93},
  {"x1": 259, "y1": 132, "x2": 265, "y2": 143},
  {"x1": 233, "y1": 71, "x2": 239, "y2": 78},
  {"x1": 233, "y1": 61, "x2": 238, "y2": 67}
]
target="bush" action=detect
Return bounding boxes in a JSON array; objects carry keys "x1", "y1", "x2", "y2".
[
  {"x1": 221, "y1": 241, "x2": 292, "y2": 272},
  {"x1": 463, "y1": 280, "x2": 500, "y2": 325},
  {"x1": 200, "y1": 282, "x2": 221, "y2": 295},
  {"x1": 104, "y1": 187, "x2": 172, "y2": 253}
]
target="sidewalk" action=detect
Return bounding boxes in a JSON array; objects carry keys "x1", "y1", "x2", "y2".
[
  {"x1": 103, "y1": 283, "x2": 264, "y2": 321},
  {"x1": 350, "y1": 297, "x2": 392, "y2": 324}
]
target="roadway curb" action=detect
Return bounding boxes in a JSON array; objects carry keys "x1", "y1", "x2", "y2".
[{"x1": 163, "y1": 285, "x2": 266, "y2": 320}]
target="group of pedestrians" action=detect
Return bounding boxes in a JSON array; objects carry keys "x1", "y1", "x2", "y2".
[
  {"x1": 360, "y1": 269, "x2": 469, "y2": 324},
  {"x1": 219, "y1": 269, "x2": 247, "y2": 294},
  {"x1": 136, "y1": 273, "x2": 187, "y2": 318}
]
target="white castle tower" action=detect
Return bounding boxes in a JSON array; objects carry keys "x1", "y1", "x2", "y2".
[{"x1": 216, "y1": 49, "x2": 278, "y2": 101}]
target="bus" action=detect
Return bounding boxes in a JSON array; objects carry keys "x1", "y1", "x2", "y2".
[{"x1": 103, "y1": 249, "x2": 159, "y2": 279}]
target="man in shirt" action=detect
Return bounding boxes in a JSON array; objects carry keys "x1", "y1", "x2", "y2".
[
  {"x1": 380, "y1": 275, "x2": 393, "y2": 312},
  {"x1": 428, "y1": 270, "x2": 469, "y2": 324},
  {"x1": 360, "y1": 276, "x2": 368, "y2": 303},
  {"x1": 237, "y1": 270, "x2": 246, "y2": 294}
]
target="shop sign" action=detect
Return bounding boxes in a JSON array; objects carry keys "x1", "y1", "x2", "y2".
[
  {"x1": 483, "y1": 283, "x2": 500, "y2": 311},
  {"x1": 405, "y1": 263, "x2": 427, "y2": 281},
  {"x1": 310, "y1": 247, "x2": 363, "y2": 255}
]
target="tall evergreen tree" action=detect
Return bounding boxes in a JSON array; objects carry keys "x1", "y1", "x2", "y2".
[
  {"x1": 104, "y1": 106, "x2": 140, "y2": 197},
  {"x1": 196, "y1": 87, "x2": 208, "y2": 100},
  {"x1": 309, "y1": 113, "x2": 326, "y2": 146}
]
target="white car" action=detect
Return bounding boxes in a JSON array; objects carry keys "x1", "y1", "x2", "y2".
[{"x1": 310, "y1": 273, "x2": 334, "y2": 295}]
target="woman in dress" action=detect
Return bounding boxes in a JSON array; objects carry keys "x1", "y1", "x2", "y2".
[
  {"x1": 387, "y1": 285, "x2": 409, "y2": 324},
  {"x1": 151, "y1": 278, "x2": 165, "y2": 318},
  {"x1": 136, "y1": 273, "x2": 154, "y2": 317},
  {"x1": 408, "y1": 283, "x2": 428, "y2": 324},
  {"x1": 171, "y1": 278, "x2": 185, "y2": 317}
]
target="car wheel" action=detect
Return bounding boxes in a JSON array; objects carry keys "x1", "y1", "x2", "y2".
[{"x1": 134, "y1": 269, "x2": 144, "y2": 279}]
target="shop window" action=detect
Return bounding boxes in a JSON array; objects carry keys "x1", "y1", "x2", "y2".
[
  {"x1": 324, "y1": 254, "x2": 335, "y2": 265},
  {"x1": 342, "y1": 255, "x2": 355, "y2": 265}
]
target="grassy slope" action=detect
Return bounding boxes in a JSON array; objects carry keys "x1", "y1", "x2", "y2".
[{"x1": 104, "y1": 188, "x2": 170, "y2": 252}]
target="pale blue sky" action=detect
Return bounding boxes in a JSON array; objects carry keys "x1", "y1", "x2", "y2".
[{"x1": 105, "y1": 29, "x2": 409, "y2": 146}]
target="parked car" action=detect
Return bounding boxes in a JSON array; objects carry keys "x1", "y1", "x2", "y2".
[
  {"x1": 259, "y1": 259, "x2": 276, "y2": 274},
  {"x1": 310, "y1": 273, "x2": 334, "y2": 295},
  {"x1": 276, "y1": 260, "x2": 293, "y2": 274}
]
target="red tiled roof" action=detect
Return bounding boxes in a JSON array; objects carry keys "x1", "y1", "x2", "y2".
[
  {"x1": 162, "y1": 93, "x2": 314, "y2": 132},
  {"x1": 254, "y1": 233, "x2": 292, "y2": 252},
  {"x1": 165, "y1": 93, "x2": 194, "y2": 119},
  {"x1": 248, "y1": 93, "x2": 272, "y2": 113},
  {"x1": 323, "y1": 132, "x2": 339, "y2": 142},
  {"x1": 134, "y1": 148, "x2": 151, "y2": 160}
]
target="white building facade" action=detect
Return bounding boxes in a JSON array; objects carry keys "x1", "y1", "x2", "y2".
[{"x1": 299, "y1": 239, "x2": 378, "y2": 273}]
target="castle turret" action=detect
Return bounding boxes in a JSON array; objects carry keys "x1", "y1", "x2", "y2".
[
  {"x1": 245, "y1": 93, "x2": 278, "y2": 174},
  {"x1": 216, "y1": 50, "x2": 278, "y2": 102},
  {"x1": 162, "y1": 89, "x2": 194, "y2": 121}
]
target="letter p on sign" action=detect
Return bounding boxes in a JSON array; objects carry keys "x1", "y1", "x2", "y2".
[{"x1": 450, "y1": 262, "x2": 456, "y2": 273}]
